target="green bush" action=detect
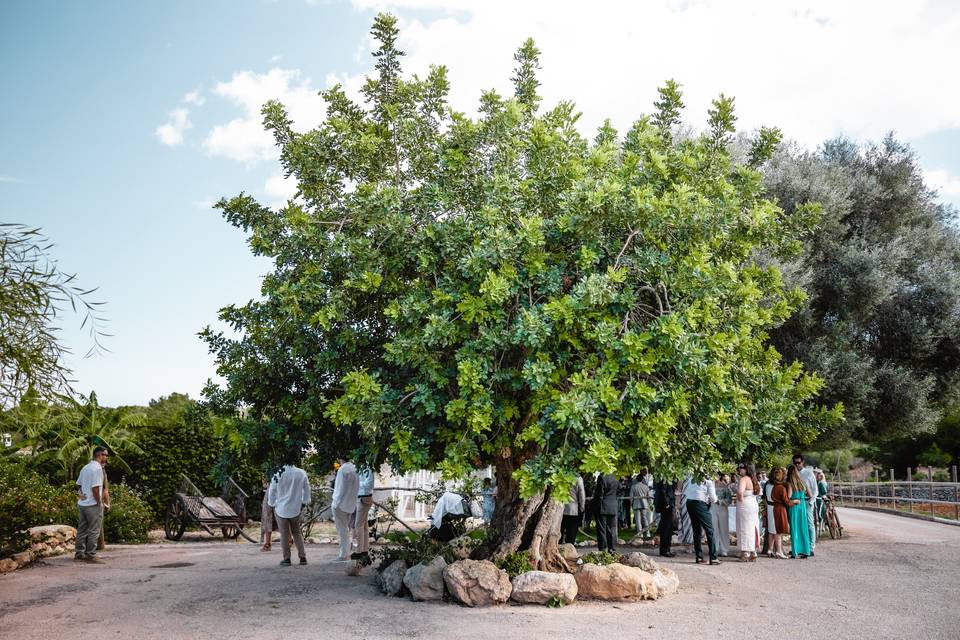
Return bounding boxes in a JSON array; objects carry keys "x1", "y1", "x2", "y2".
[
  {"x1": 580, "y1": 550, "x2": 621, "y2": 566},
  {"x1": 495, "y1": 550, "x2": 533, "y2": 578},
  {"x1": 0, "y1": 459, "x2": 75, "y2": 557},
  {"x1": 103, "y1": 483, "x2": 152, "y2": 543},
  {"x1": 372, "y1": 532, "x2": 455, "y2": 570},
  {"x1": 125, "y1": 420, "x2": 220, "y2": 519}
]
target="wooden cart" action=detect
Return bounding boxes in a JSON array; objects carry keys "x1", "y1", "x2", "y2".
[{"x1": 164, "y1": 474, "x2": 255, "y2": 542}]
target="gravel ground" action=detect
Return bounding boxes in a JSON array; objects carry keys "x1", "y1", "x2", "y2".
[{"x1": 1, "y1": 508, "x2": 958, "y2": 640}]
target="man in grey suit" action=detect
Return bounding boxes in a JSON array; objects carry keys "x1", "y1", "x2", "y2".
[{"x1": 594, "y1": 473, "x2": 620, "y2": 552}]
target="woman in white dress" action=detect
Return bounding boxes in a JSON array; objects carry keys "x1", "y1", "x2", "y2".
[{"x1": 735, "y1": 463, "x2": 760, "y2": 562}]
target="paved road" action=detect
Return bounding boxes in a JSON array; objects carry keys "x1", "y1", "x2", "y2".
[{"x1": 1, "y1": 508, "x2": 958, "y2": 640}]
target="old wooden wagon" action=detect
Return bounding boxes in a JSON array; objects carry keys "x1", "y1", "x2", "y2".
[{"x1": 164, "y1": 474, "x2": 255, "y2": 542}]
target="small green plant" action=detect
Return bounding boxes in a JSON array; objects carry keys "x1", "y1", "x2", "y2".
[
  {"x1": 495, "y1": 550, "x2": 533, "y2": 578},
  {"x1": 580, "y1": 550, "x2": 620, "y2": 566},
  {"x1": 545, "y1": 595, "x2": 566, "y2": 608},
  {"x1": 371, "y1": 531, "x2": 455, "y2": 570},
  {"x1": 466, "y1": 527, "x2": 489, "y2": 542}
]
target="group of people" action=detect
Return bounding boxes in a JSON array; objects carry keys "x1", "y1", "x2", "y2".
[
  {"x1": 654, "y1": 454, "x2": 828, "y2": 564},
  {"x1": 259, "y1": 455, "x2": 374, "y2": 566},
  {"x1": 555, "y1": 454, "x2": 829, "y2": 565}
]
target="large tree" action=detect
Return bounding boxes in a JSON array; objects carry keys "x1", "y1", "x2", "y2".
[
  {"x1": 204, "y1": 14, "x2": 838, "y2": 568},
  {"x1": 764, "y1": 137, "x2": 960, "y2": 446}
]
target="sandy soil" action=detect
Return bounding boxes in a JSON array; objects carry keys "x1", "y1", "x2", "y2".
[{"x1": 1, "y1": 508, "x2": 958, "y2": 640}]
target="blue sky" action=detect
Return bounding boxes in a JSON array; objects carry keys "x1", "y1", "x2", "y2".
[{"x1": 2, "y1": 1, "x2": 958, "y2": 407}]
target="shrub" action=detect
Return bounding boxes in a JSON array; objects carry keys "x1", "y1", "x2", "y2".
[
  {"x1": 372, "y1": 531, "x2": 455, "y2": 569},
  {"x1": 495, "y1": 550, "x2": 533, "y2": 578},
  {"x1": 0, "y1": 459, "x2": 75, "y2": 557},
  {"x1": 580, "y1": 550, "x2": 620, "y2": 566},
  {"x1": 125, "y1": 420, "x2": 219, "y2": 519},
  {"x1": 103, "y1": 483, "x2": 152, "y2": 543}
]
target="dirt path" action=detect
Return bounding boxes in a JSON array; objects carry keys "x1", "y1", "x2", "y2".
[{"x1": 1, "y1": 509, "x2": 957, "y2": 640}]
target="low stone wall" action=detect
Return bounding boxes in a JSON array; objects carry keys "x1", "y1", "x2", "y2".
[{"x1": 0, "y1": 525, "x2": 77, "y2": 574}]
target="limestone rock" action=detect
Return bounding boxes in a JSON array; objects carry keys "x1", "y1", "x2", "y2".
[
  {"x1": 403, "y1": 555, "x2": 447, "y2": 601},
  {"x1": 574, "y1": 562, "x2": 657, "y2": 601},
  {"x1": 0, "y1": 558, "x2": 18, "y2": 573},
  {"x1": 652, "y1": 567, "x2": 680, "y2": 598},
  {"x1": 443, "y1": 559, "x2": 511, "y2": 607},
  {"x1": 28, "y1": 524, "x2": 76, "y2": 539},
  {"x1": 621, "y1": 551, "x2": 660, "y2": 573},
  {"x1": 377, "y1": 560, "x2": 408, "y2": 597},
  {"x1": 306, "y1": 537, "x2": 321, "y2": 545},
  {"x1": 320, "y1": 537, "x2": 333, "y2": 544},
  {"x1": 559, "y1": 543, "x2": 579, "y2": 563},
  {"x1": 12, "y1": 550, "x2": 35, "y2": 567},
  {"x1": 510, "y1": 570, "x2": 578, "y2": 605}
]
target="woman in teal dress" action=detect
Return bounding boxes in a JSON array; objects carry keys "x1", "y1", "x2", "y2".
[{"x1": 785, "y1": 465, "x2": 810, "y2": 558}]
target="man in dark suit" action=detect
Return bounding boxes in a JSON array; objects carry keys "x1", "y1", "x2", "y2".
[
  {"x1": 654, "y1": 479, "x2": 677, "y2": 557},
  {"x1": 594, "y1": 473, "x2": 620, "y2": 552}
]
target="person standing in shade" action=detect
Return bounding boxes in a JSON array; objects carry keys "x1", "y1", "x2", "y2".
[
  {"x1": 786, "y1": 464, "x2": 811, "y2": 558},
  {"x1": 75, "y1": 446, "x2": 108, "y2": 563},
  {"x1": 331, "y1": 457, "x2": 359, "y2": 561},
  {"x1": 710, "y1": 471, "x2": 731, "y2": 557},
  {"x1": 735, "y1": 463, "x2": 761, "y2": 562},
  {"x1": 684, "y1": 473, "x2": 720, "y2": 565},
  {"x1": 769, "y1": 467, "x2": 792, "y2": 559},
  {"x1": 793, "y1": 454, "x2": 819, "y2": 556},
  {"x1": 268, "y1": 456, "x2": 311, "y2": 566},
  {"x1": 653, "y1": 478, "x2": 676, "y2": 557},
  {"x1": 260, "y1": 475, "x2": 274, "y2": 552},
  {"x1": 481, "y1": 477, "x2": 496, "y2": 524},
  {"x1": 631, "y1": 472, "x2": 652, "y2": 535},
  {"x1": 815, "y1": 469, "x2": 829, "y2": 525},
  {"x1": 763, "y1": 465, "x2": 778, "y2": 557},
  {"x1": 351, "y1": 465, "x2": 375, "y2": 561},
  {"x1": 594, "y1": 472, "x2": 619, "y2": 552},
  {"x1": 561, "y1": 474, "x2": 586, "y2": 545}
]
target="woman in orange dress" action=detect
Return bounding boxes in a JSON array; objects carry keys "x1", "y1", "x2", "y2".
[{"x1": 770, "y1": 467, "x2": 794, "y2": 559}]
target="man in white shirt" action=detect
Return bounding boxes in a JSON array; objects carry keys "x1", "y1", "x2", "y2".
[
  {"x1": 683, "y1": 473, "x2": 720, "y2": 565},
  {"x1": 75, "y1": 446, "x2": 107, "y2": 563},
  {"x1": 793, "y1": 454, "x2": 820, "y2": 556},
  {"x1": 331, "y1": 458, "x2": 358, "y2": 561},
  {"x1": 268, "y1": 458, "x2": 311, "y2": 566}
]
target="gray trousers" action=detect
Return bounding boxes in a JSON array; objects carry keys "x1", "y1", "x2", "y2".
[
  {"x1": 277, "y1": 515, "x2": 306, "y2": 561},
  {"x1": 806, "y1": 500, "x2": 816, "y2": 550},
  {"x1": 76, "y1": 504, "x2": 103, "y2": 558}
]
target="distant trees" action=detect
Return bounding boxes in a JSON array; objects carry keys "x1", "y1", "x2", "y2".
[{"x1": 764, "y1": 136, "x2": 960, "y2": 447}]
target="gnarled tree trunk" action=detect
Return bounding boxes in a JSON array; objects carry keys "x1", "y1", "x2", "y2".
[{"x1": 474, "y1": 454, "x2": 571, "y2": 573}]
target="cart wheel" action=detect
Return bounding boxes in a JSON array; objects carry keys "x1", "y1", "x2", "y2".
[{"x1": 164, "y1": 496, "x2": 187, "y2": 541}]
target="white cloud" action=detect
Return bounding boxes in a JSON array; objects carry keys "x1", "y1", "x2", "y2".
[
  {"x1": 183, "y1": 90, "x2": 205, "y2": 106},
  {"x1": 344, "y1": 0, "x2": 960, "y2": 147},
  {"x1": 264, "y1": 173, "x2": 299, "y2": 206},
  {"x1": 155, "y1": 107, "x2": 192, "y2": 146},
  {"x1": 201, "y1": 68, "x2": 326, "y2": 163},
  {"x1": 924, "y1": 168, "x2": 960, "y2": 199}
]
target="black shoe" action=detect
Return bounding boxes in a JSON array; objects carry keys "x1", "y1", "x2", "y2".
[
  {"x1": 279, "y1": 559, "x2": 291, "y2": 566},
  {"x1": 809, "y1": 551, "x2": 815, "y2": 557},
  {"x1": 709, "y1": 559, "x2": 722, "y2": 565},
  {"x1": 695, "y1": 557, "x2": 705, "y2": 564},
  {"x1": 299, "y1": 557, "x2": 308, "y2": 565},
  {"x1": 659, "y1": 552, "x2": 676, "y2": 558}
]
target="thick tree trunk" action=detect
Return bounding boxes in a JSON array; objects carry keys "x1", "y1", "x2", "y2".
[{"x1": 474, "y1": 455, "x2": 570, "y2": 573}]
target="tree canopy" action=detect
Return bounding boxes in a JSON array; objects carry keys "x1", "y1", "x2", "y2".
[
  {"x1": 764, "y1": 136, "x2": 960, "y2": 446},
  {"x1": 204, "y1": 12, "x2": 839, "y2": 509}
]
